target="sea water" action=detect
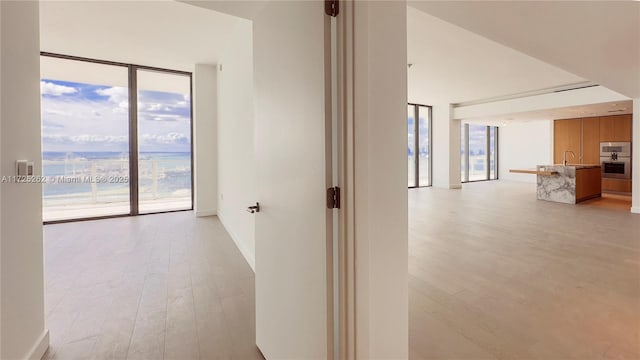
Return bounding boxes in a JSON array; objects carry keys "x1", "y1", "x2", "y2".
[{"x1": 42, "y1": 151, "x2": 192, "y2": 206}]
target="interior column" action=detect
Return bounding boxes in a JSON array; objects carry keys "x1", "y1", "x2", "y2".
[
  {"x1": 432, "y1": 104, "x2": 462, "y2": 189},
  {"x1": 193, "y1": 64, "x2": 218, "y2": 217}
]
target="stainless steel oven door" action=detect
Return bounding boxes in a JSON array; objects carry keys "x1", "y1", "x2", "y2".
[{"x1": 601, "y1": 157, "x2": 631, "y2": 179}]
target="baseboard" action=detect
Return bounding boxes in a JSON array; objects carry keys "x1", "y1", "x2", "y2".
[
  {"x1": 217, "y1": 211, "x2": 256, "y2": 272},
  {"x1": 195, "y1": 209, "x2": 217, "y2": 217},
  {"x1": 26, "y1": 329, "x2": 49, "y2": 360},
  {"x1": 449, "y1": 184, "x2": 462, "y2": 189},
  {"x1": 631, "y1": 206, "x2": 640, "y2": 214}
]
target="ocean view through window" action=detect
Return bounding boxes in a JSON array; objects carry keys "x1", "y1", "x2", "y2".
[
  {"x1": 40, "y1": 55, "x2": 193, "y2": 222},
  {"x1": 137, "y1": 69, "x2": 192, "y2": 214},
  {"x1": 460, "y1": 123, "x2": 499, "y2": 183},
  {"x1": 407, "y1": 103, "x2": 432, "y2": 188}
]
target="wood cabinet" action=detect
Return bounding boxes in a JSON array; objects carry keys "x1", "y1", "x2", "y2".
[
  {"x1": 554, "y1": 118, "x2": 582, "y2": 164},
  {"x1": 555, "y1": 114, "x2": 633, "y2": 194},
  {"x1": 576, "y1": 167, "x2": 602, "y2": 202},
  {"x1": 581, "y1": 117, "x2": 601, "y2": 165},
  {"x1": 599, "y1": 114, "x2": 632, "y2": 142},
  {"x1": 553, "y1": 117, "x2": 599, "y2": 165},
  {"x1": 602, "y1": 178, "x2": 632, "y2": 193}
]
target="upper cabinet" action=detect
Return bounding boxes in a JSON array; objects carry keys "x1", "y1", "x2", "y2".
[{"x1": 599, "y1": 114, "x2": 632, "y2": 142}]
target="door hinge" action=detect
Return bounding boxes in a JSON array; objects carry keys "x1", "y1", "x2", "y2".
[
  {"x1": 327, "y1": 186, "x2": 341, "y2": 209},
  {"x1": 325, "y1": 0, "x2": 339, "y2": 17}
]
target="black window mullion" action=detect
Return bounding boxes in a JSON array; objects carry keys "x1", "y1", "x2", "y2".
[
  {"x1": 464, "y1": 124, "x2": 470, "y2": 182},
  {"x1": 414, "y1": 105, "x2": 419, "y2": 187},
  {"x1": 428, "y1": 106, "x2": 433, "y2": 187},
  {"x1": 486, "y1": 126, "x2": 490, "y2": 181},
  {"x1": 495, "y1": 127, "x2": 499, "y2": 180},
  {"x1": 128, "y1": 65, "x2": 139, "y2": 216}
]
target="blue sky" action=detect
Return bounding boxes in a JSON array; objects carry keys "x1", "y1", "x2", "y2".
[{"x1": 41, "y1": 79, "x2": 191, "y2": 153}]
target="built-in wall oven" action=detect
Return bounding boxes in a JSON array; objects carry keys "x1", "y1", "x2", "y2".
[{"x1": 600, "y1": 142, "x2": 632, "y2": 179}]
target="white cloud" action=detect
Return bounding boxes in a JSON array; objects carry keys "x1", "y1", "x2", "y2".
[
  {"x1": 96, "y1": 87, "x2": 128, "y2": 104},
  {"x1": 42, "y1": 134, "x2": 127, "y2": 144},
  {"x1": 41, "y1": 81, "x2": 77, "y2": 96}
]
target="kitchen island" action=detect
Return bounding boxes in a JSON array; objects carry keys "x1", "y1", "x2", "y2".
[{"x1": 510, "y1": 164, "x2": 602, "y2": 204}]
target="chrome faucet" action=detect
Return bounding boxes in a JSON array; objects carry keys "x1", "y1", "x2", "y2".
[{"x1": 563, "y1": 150, "x2": 576, "y2": 166}]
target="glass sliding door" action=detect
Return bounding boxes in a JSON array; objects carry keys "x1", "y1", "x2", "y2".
[
  {"x1": 460, "y1": 123, "x2": 499, "y2": 183},
  {"x1": 408, "y1": 105, "x2": 416, "y2": 187},
  {"x1": 407, "y1": 103, "x2": 432, "y2": 188},
  {"x1": 461, "y1": 124, "x2": 468, "y2": 182},
  {"x1": 40, "y1": 54, "x2": 194, "y2": 222},
  {"x1": 489, "y1": 126, "x2": 498, "y2": 180},
  {"x1": 41, "y1": 56, "x2": 130, "y2": 222},
  {"x1": 468, "y1": 124, "x2": 488, "y2": 181},
  {"x1": 136, "y1": 69, "x2": 192, "y2": 214},
  {"x1": 418, "y1": 106, "x2": 431, "y2": 187}
]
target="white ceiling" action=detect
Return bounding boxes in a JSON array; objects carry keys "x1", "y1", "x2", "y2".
[
  {"x1": 178, "y1": 0, "x2": 266, "y2": 20},
  {"x1": 464, "y1": 100, "x2": 634, "y2": 126},
  {"x1": 39, "y1": 1, "x2": 243, "y2": 72},
  {"x1": 407, "y1": 6, "x2": 587, "y2": 106},
  {"x1": 409, "y1": 1, "x2": 640, "y2": 99}
]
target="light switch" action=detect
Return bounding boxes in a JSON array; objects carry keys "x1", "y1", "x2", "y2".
[{"x1": 16, "y1": 160, "x2": 28, "y2": 176}]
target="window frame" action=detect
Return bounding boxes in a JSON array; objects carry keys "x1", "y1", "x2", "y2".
[
  {"x1": 407, "y1": 103, "x2": 432, "y2": 189},
  {"x1": 461, "y1": 123, "x2": 499, "y2": 183},
  {"x1": 40, "y1": 52, "x2": 194, "y2": 224}
]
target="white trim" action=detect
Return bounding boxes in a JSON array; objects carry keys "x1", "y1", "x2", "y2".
[
  {"x1": 453, "y1": 85, "x2": 630, "y2": 121},
  {"x1": 216, "y1": 211, "x2": 255, "y2": 272},
  {"x1": 26, "y1": 329, "x2": 49, "y2": 360},
  {"x1": 631, "y1": 207, "x2": 640, "y2": 214},
  {"x1": 195, "y1": 209, "x2": 217, "y2": 217},
  {"x1": 453, "y1": 81, "x2": 597, "y2": 107}
]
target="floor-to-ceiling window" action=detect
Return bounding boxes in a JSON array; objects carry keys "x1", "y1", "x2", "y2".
[
  {"x1": 407, "y1": 103, "x2": 432, "y2": 188},
  {"x1": 136, "y1": 69, "x2": 192, "y2": 214},
  {"x1": 40, "y1": 54, "x2": 193, "y2": 222},
  {"x1": 460, "y1": 123, "x2": 499, "y2": 183}
]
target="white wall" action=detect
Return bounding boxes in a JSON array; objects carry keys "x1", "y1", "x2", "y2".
[
  {"x1": 216, "y1": 20, "x2": 256, "y2": 269},
  {"x1": 1, "y1": 2, "x2": 49, "y2": 359},
  {"x1": 353, "y1": 1, "x2": 408, "y2": 358},
  {"x1": 632, "y1": 99, "x2": 639, "y2": 214},
  {"x1": 193, "y1": 64, "x2": 218, "y2": 217},
  {"x1": 499, "y1": 120, "x2": 553, "y2": 183}
]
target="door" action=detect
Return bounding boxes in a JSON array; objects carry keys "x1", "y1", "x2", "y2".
[{"x1": 253, "y1": 2, "x2": 332, "y2": 359}]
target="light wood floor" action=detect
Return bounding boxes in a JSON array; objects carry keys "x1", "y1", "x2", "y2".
[
  {"x1": 43, "y1": 211, "x2": 263, "y2": 360},
  {"x1": 409, "y1": 181, "x2": 640, "y2": 359},
  {"x1": 43, "y1": 181, "x2": 639, "y2": 359}
]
